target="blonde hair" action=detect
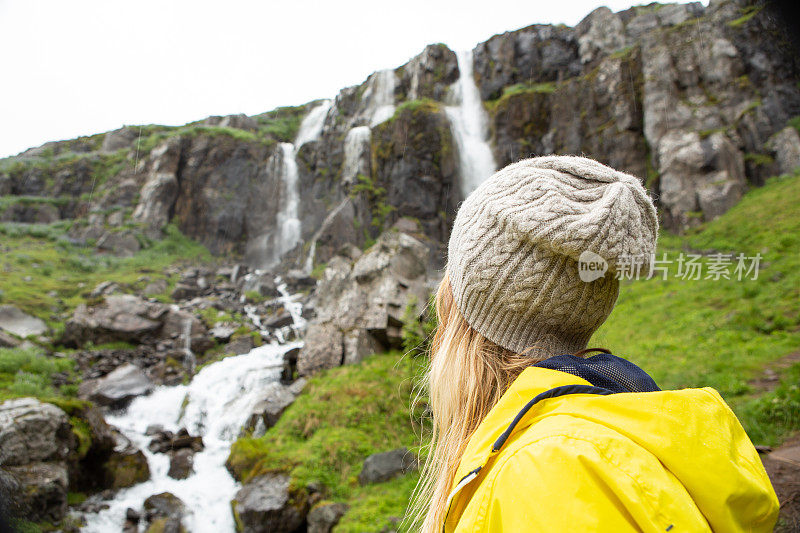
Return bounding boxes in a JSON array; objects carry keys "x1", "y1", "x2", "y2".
[{"x1": 406, "y1": 271, "x2": 542, "y2": 533}]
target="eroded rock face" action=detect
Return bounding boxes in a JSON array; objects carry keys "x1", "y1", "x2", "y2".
[
  {"x1": 298, "y1": 230, "x2": 430, "y2": 376},
  {"x1": 232, "y1": 473, "x2": 308, "y2": 533},
  {"x1": 473, "y1": 23, "x2": 582, "y2": 101}
]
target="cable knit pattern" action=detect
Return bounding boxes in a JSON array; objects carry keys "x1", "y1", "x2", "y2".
[{"x1": 448, "y1": 156, "x2": 658, "y2": 356}]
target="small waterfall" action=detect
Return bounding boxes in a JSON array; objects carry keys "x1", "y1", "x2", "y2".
[
  {"x1": 81, "y1": 286, "x2": 308, "y2": 532},
  {"x1": 364, "y1": 70, "x2": 397, "y2": 127},
  {"x1": 295, "y1": 99, "x2": 332, "y2": 149},
  {"x1": 341, "y1": 126, "x2": 371, "y2": 185},
  {"x1": 182, "y1": 315, "x2": 196, "y2": 374},
  {"x1": 445, "y1": 50, "x2": 497, "y2": 196},
  {"x1": 274, "y1": 142, "x2": 302, "y2": 261},
  {"x1": 264, "y1": 100, "x2": 332, "y2": 268}
]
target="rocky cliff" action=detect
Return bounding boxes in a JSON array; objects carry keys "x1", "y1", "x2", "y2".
[{"x1": 1, "y1": 0, "x2": 798, "y2": 273}]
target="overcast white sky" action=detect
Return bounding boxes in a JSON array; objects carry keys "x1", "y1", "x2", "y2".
[{"x1": 0, "y1": 0, "x2": 706, "y2": 158}]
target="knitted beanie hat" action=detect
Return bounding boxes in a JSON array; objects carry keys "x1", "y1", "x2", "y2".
[{"x1": 447, "y1": 156, "x2": 658, "y2": 357}]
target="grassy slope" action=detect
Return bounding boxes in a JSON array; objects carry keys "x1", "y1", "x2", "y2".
[
  {"x1": 228, "y1": 171, "x2": 800, "y2": 531},
  {"x1": 228, "y1": 351, "x2": 427, "y2": 532},
  {"x1": 594, "y1": 171, "x2": 800, "y2": 445}
]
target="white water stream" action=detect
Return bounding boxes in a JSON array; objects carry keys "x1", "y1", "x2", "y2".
[
  {"x1": 365, "y1": 70, "x2": 397, "y2": 127},
  {"x1": 81, "y1": 283, "x2": 305, "y2": 532},
  {"x1": 445, "y1": 50, "x2": 497, "y2": 196}
]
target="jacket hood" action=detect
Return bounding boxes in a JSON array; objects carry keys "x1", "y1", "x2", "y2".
[{"x1": 448, "y1": 362, "x2": 777, "y2": 531}]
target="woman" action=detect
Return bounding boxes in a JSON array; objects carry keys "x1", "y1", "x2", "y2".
[{"x1": 409, "y1": 156, "x2": 778, "y2": 532}]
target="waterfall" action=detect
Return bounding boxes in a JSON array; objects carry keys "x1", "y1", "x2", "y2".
[
  {"x1": 262, "y1": 100, "x2": 332, "y2": 268},
  {"x1": 364, "y1": 70, "x2": 397, "y2": 127},
  {"x1": 274, "y1": 142, "x2": 302, "y2": 262},
  {"x1": 81, "y1": 286, "x2": 307, "y2": 532},
  {"x1": 182, "y1": 315, "x2": 196, "y2": 374},
  {"x1": 341, "y1": 126, "x2": 371, "y2": 185},
  {"x1": 445, "y1": 50, "x2": 497, "y2": 197},
  {"x1": 294, "y1": 99, "x2": 332, "y2": 149}
]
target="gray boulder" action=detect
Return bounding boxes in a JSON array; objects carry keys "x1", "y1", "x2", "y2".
[
  {"x1": 62, "y1": 294, "x2": 166, "y2": 347},
  {"x1": 0, "y1": 398, "x2": 73, "y2": 466},
  {"x1": 307, "y1": 502, "x2": 349, "y2": 533},
  {"x1": 96, "y1": 230, "x2": 142, "y2": 257},
  {"x1": 358, "y1": 448, "x2": 418, "y2": 485},
  {"x1": 79, "y1": 363, "x2": 154, "y2": 408},
  {"x1": 232, "y1": 473, "x2": 308, "y2": 533},
  {"x1": 0, "y1": 305, "x2": 48, "y2": 338}
]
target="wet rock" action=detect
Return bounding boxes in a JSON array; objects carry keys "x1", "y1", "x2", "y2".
[
  {"x1": 103, "y1": 431, "x2": 151, "y2": 489},
  {"x1": 224, "y1": 335, "x2": 254, "y2": 355},
  {"x1": 232, "y1": 473, "x2": 308, "y2": 533},
  {"x1": 307, "y1": 502, "x2": 349, "y2": 533},
  {"x1": 167, "y1": 448, "x2": 194, "y2": 480},
  {"x1": 241, "y1": 381, "x2": 305, "y2": 437},
  {"x1": 79, "y1": 363, "x2": 154, "y2": 408},
  {"x1": 280, "y1": 347, "x2": 300, "y2": 384},
  {"x1": 0, "y1": 398, "x2": 73, "y2": 466},
  {"x1": 171, "y1": 283, "x2": 201, "y2": 300},
  {"x1": 5, "y1": 461, "x2": 69, "y2": 522},
  {"x1": 358, "y1": 448, "x2": 418, "y2": 485},
  {"x1": 0, "y1": 304, "x2": 48, "y2": 338},
  {"x1": 143, "y1": 492, "x2": 186, "y2": 533},
  {"x1": 265, "y1": 312, "x2": 293, "y2": 329}
]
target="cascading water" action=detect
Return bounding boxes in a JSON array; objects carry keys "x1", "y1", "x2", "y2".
[
  {"x1": 341, "y1": 126, "x2": 371, "y2": 185},
  {"x1": 445, "y1": 50, "x2": 497, "y2": 197},
  {"x1": 294, "y1": 99, "x2": 332, "y2": 149},
  {"x1": 81, "y1": 283, "x2": 306, "y2": 532},
  {"x1": 364, "y1": 70, "x2": 397, "y2": 127},
  {"x1": 263, "y1": 100, "x2": 332, "y2": 268},
  {"x1": 273, "y1": 142, "x2": 302, "y2": 261}
]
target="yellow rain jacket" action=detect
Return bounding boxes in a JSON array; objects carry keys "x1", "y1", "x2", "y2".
[{"x1": 444, "y1": 367, "x2": 779, "y2": 532}]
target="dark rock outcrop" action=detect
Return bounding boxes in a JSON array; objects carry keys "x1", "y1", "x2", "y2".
[
  {"x1": 307, "y1": 502, "x2": 349, "y2": 533},
  {"x1": 231, "y1": 473, "x2": 308, "y2": 533}
]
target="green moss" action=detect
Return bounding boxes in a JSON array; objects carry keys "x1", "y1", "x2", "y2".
[
  {"x1": 69, "y1": 416, "x2": 92, "y2": 459},
  {"x1": 727, "y1": 4, "x2": 763, "y2": 28},
  {"x1": 743, "y1": 152, "x2": 774, "y2": 167},
  {"x1": 103, "y1": 451, "x2": 150, "y2": 489},
  {"x1": 252, "y1": 103, "x2": 312, "y2": 143},
  {"x1": 390, "y1": 99, "x2": 440, "y2": 120},
  {"x1": 788, "y1": 115, "x2": 800, "y2": 134}
]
